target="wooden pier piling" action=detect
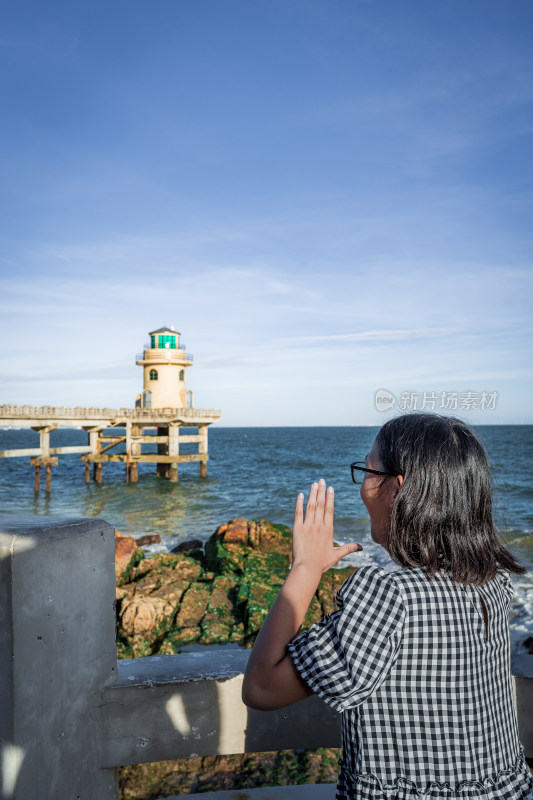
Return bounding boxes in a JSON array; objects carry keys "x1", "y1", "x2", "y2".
[
  {"x1": 30, "y1": 456, "x2": 58, "y2": 493},
  {"x1": 127, "y1": 462, "x2": 138, "y2": 483}
]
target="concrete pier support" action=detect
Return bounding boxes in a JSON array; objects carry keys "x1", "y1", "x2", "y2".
[
  {"x1": 85, "y1": 462, "x2": 91, "y2": 483},
  {"x1": 0, "y1": 518, "x2": 118, "y2": 799},
  {"x1": 168, "y1": 423, "x2": 180, "y2": 482},
  {"x1": 30, "y1": 456, "x2": 58, "y2": 494},
  {"x1": 127, "y1": 462, "x2": 139, "y2": 483},
  {"x1": 157, "y1": 426, "x2": 170, "y2": 478},
  {"x1": 34, "y1": 465, "x2": 40, "y2": 492},
  {"x1": 94, "y1": 462, "x2": 103, "y2": 483},
  {"x1": 129, "y1": 423, "x2": 141, "y2": 483},
  {"x1": 199, "y1": 424, "x2": 208, "y2": 478}
]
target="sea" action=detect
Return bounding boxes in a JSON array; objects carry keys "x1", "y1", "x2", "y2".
[{"x1": 1, "y1": 424, "x2": 533, "y2": 665}]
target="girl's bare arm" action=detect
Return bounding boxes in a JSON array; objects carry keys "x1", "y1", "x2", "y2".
[{"x1": 241, "y1": 479, "x2": 361, "y2": 710}]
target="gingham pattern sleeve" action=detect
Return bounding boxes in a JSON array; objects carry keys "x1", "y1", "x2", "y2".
[
  {"x1": 287, "y1": 566, "x2": 405, "y2": 712},
  {"x1": 497, "y1": 569, "x2": 515, "y2": 609}
]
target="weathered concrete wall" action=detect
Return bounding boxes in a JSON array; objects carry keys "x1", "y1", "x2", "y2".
[
  {"x1": 97, "y1": 652, "x2": 342, "y2": 767},
  {"x1": 0, "y1": 517, "x2": 118, "y2": 800},
  {"x1": 97, "y1": 649, "x2": 533, "y2": 768}
]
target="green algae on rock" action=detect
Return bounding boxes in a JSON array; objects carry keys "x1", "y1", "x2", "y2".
[
  {"x1": 116, "y1": 517, "x2": 356, "y2": 659},
  {"x1": 119, "y1": 747, "x2": 341, "y2": 798}
]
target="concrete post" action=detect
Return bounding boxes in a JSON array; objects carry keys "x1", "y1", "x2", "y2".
[
  {"x1": 0, "y1": 518, "x2": 118, "y2": 800},
  {"x1": 168, "y1": 423, "x2": 180, "y2": 482},
  {"x1": 88, "y1": 430, "x2": 100, "y2": 454},
  {"x1": 157, "y1": 426, "x2": 170, "y2": 478},
  {"x1": 129, "y1": 423, "x2": 141, "y2": 484},
  {"x1": 199, "y1": 424, "x2": 208, "y2": 478},
  {"x1": 84, "y1": 427, "x2": 102, "y2": 483}
]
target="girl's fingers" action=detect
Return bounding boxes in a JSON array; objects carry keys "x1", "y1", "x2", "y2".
[
  {"x1": 331, "y1": 542, "x2": 362, "y2": 564},
  {"x1": 324, "y1": 485, "x2": 334, "y2": 524},
  {"x1": 304, "y1": 482, "x2": 318, "y2": 522},
  {"x1": 315, "y1": 479, "x2": 326, "y2": 519},
  {"x1": 293, "y1": 492, "x2": 304, "y2": 526}
]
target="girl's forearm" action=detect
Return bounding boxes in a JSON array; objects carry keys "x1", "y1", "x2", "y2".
[
  {"x1": 248, "y1": 564, "x2": 321, "y2": 668},
  {"x1": 242, "y1": 481, "x2": 361, "y2": 710},
  {"x1": 242, "y1": 564, "x2": 320, "y2": 709}
]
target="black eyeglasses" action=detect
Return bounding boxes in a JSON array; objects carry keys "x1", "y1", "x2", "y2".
[{"x1": 350, "y1": 461, "x2": 397, "y2": 484}]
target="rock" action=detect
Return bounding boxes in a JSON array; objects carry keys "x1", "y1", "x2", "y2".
[
  {"x1": 120, "y1": 595, "x2": 174, "y2": 638},
  {"x1": 135, "y1": 534, "x2": 161, "y2": 547},
  {"x1": 220, "y1": 517, "x2": 249, "y2": 544},
  {"x1": 115, "y1": 531, "x2": 144, "y2": 582},
  {"x1": 170, "y1": 538, "x2": 204, "y2": 554},
  {"x1": 118, "y1": 748, "x2": 341, "y2": 799},
  {"x1": 175, "y1": 582, "x2": 211, "y2": 628},
  {"x1": 524, "y1": 636, "x2": 533, "y2": 653},
  {"x1": 116, "y1": 516, "x2": 355, "y2": 659}
]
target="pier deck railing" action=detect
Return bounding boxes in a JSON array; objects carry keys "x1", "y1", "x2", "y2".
[
  {"x1": 0, "y1": 404, "x2": 220, "y2": 423},
  {"x1": 1, "y1": 518, "x2": 532, "y2": 800}
]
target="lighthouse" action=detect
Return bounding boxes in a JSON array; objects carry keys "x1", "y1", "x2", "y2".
[
  {"x1": 0, "y1": 325, "x2": 221, "y2": 489},
  {"x1": 135, "y1": 326, "x2": 193, "y2": 409}
]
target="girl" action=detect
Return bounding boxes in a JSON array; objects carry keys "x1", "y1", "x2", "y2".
[{"x1": 242, "y1": 413, "x2": 533, "y2": 799}]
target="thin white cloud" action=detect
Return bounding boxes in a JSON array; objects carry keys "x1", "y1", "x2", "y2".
[{"x1": 277, "y1": 327, "x2": 457, "y2": 345}]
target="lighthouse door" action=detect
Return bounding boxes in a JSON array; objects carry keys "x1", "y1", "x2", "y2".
[{"x1": 142, "y1": 390, "x2": 152, "y2": 409}]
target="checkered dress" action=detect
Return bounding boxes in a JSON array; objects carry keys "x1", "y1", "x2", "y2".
[{"x1": 288, "y1": 565, "x2": 533, "y2": 799}]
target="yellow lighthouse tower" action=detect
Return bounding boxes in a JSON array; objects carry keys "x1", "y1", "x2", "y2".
[{"x1": 135, "y1": 326, "x2": 193, "y2": 409}]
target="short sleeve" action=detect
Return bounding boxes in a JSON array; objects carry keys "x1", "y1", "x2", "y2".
[
  {"x1": 496, "y1": 569, "x2": 515, "y2": 610},
  {"x1": 287, "y1": 566, "x2": 405, "y2": 712}
]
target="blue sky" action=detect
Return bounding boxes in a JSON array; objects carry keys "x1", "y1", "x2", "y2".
[{"x1": 1, "y1": 0, "x2": 532, "y2": 425}]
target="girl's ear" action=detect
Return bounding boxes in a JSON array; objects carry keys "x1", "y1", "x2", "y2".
[{"x1": 389, "y1": 475, "x2": 404, "y2": 507}]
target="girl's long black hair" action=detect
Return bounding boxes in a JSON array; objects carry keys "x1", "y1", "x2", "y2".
[{"x1": 375, "y1": 413, "x2": 525, "y2": 585}]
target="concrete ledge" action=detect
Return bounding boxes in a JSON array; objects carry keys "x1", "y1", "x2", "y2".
[
  {"x1": 164, "y1": 785, "x2": 337, "y2": 800},
  {"x1": 97, "y1": 653, "x2": 341, "y2": 767},
  {"x1": 96, "y1": 650, "x2": 533, "y2": 767}
]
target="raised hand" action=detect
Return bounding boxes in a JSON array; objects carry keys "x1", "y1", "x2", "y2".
[
  {"x1": 243, "y1": 478, "x2": 362, "y2": 710},
  {"x1": 292, "y1": 479, "x2": 362, "y2": 577}
]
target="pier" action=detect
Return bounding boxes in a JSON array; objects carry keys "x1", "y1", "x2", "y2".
[{"x1": 0, "y1": 404, "x2": 221, "y2": 490}]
